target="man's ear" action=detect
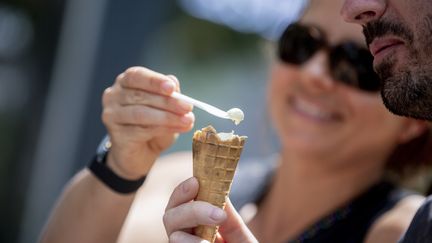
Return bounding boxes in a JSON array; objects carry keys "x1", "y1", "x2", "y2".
[{"x1": 398, "y1": 120, "x2": 429, "y2": 144}]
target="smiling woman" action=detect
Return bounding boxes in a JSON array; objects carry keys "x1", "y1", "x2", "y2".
[
  {"x1": 162, "y1": 0, "x2": 432, "y2": 242},
  {"x1": 38, "y1": 0, "x2": 432, "y2": 243}
]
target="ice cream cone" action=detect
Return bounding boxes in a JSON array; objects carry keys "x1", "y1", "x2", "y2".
[{"x1": 192, "y1": 125, "x2": 247, "y2": 243}]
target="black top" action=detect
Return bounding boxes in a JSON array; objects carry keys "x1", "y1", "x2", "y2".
[
  {"x1": 398, "y1": 196, "x2": 432, "y2": 243},
  {"x1": 230, "y1": 156, "x2": 415, "y2": 243}
]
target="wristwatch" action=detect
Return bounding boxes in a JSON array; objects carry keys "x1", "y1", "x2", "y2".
[{"x1": 88, "y1": 135, "x2": 146, "y2": 194}]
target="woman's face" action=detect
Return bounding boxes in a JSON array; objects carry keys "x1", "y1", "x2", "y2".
[{"x1": 267, "y1": 4, "x2": 413, "y2": 161}]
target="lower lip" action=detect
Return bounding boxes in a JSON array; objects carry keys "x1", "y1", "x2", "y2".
[{"x1": 373, "y1": 43, "x2": 404, "y2": 66}]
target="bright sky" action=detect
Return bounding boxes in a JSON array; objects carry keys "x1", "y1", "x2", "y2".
[{"x1": 177, "y1": 0, "x2": 308, "y2": 40}]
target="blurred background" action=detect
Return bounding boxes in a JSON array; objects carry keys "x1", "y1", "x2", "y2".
[{"x1": 0, "y1": 0, "x2": 306, "y2": 242}]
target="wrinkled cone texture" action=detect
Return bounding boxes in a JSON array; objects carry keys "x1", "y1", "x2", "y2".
[{"x1": 192, "y1": 126, "x2": 246, "y2": 243}]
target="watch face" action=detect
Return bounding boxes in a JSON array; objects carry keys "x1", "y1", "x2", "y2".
[{"x1": 96, "y1": 135, "x2": 111, "y2": 162}]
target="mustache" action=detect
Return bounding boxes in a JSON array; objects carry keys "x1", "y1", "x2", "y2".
[{"x1": 363, "y1": 20, "x2": 413, "y2": 47}]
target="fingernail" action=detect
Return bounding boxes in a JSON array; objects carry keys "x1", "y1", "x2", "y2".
[
  {"x1": 181, "y1": 113, "x2": 194, "y2": 124},
  {"x1": 161, "y1": 80, "x2": 175, "y2": 94},
  {"x1": 178, "y1": 101, "x2": 192, "y2": 111},
  {"x1": 181, "y1": 180, "x2": 190, "y2": 193},
  {"x1": 209, "y1": 208, "x2": 226, "y2": 222},
  {"x1": 167, "y1": 75, "x2": 179, "y2": 86}
]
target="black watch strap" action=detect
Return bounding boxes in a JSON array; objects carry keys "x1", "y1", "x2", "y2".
[{"x1": 88, "y1": 136, "x2": 146, "y2": 194}]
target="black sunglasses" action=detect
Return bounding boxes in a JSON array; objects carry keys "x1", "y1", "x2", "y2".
[{"x1": 277, "y1": 23, "x2": 381, "y2": 92}]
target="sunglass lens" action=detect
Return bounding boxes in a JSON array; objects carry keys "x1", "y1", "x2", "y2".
[{"x1": 278, "y1": 24, "x2": 325, "y2": 65}]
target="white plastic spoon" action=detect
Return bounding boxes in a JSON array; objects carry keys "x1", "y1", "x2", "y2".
[{"x1": 171, "y1": 91, "x2": 244, "y2": 125}]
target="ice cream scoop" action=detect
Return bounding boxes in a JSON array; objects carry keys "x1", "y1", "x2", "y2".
[
  {"x1": 171, "y1": 91, "x2": 244, "y2": 125},
  {"x1": 227, "y1": 108, "x2": 244, "y2": 125}
]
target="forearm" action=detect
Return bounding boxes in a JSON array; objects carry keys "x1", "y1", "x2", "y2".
[{"x1": 40, "y1": 169, "x2": 136, "y2": 243}]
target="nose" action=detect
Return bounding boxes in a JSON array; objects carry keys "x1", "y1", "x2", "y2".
[
  {"x1": 341, "y1": 0, "x2": 386, "y2": 25},
  {"x1": 301, "y1": 52, "x2": 336, "y2": 93}
]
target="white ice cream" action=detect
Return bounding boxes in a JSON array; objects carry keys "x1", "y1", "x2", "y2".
[
  {"x1": 217, "y1": 131, "x2": 235, "y2": 141},
  {"x1": 227, "y1": 108, "x2": 244, "y2": 125}
]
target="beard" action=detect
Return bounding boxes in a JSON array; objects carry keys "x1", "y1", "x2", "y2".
[
  {"x1": 363, "y1": 15, "x2": 432, "y2": 120},
  {"x1": 378, "y1": 60, "x2": 432, "y2": 120}
]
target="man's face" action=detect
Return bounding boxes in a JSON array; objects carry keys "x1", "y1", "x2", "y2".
[{"x1": 341, "y1": 0, "x2": 432, "y2": 120}]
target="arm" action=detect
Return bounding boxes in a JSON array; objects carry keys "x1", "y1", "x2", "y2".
[
  {"x1": 40, "y1": 67, "x2": 195, "y2": 243},
  {"x1": 365, "y1": 195, "x2": 425, "y2": 243},
  {"x1": 163, "y1": 177, "x2": 258, "y2": 243},
  {"x1": 40, "y1": 169, "x2": 136, "y2": 243}
]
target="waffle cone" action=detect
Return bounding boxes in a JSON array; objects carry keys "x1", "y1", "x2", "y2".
[{"x1": 192, "y1": 125, "x2": 246, "y2": 243}]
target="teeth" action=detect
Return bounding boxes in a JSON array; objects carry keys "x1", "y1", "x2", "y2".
[{"x1": 294, "y1": 98, "x2": 333, "y2": 120}]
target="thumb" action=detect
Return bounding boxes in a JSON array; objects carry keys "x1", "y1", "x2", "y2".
[{"x1": 218, "y1": 198, "x2": 258, "y2": 243}]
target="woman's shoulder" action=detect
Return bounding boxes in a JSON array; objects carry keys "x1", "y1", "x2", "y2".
[{"x1": 365, "y1": 193, "x2": 425, "y2": 243}]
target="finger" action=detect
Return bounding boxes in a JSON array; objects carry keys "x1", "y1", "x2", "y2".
[
  {"x1": 167, "y1": 75, "x2": 181, "y2": 92},
  {"x1": 165, "y1": 177, "x2": 199, "y2": 210},
  {"x1": 218, "y1": 198, "x2": 258, "y2": 243},
  {"x1": 118, "y1": 88, "x2": 192, "y2": 115},
  {"x1": 118, "y1": 67, "x2": 176, "y2": 96},
  {"x1": 163, "y1": 201, "x2": 226, "y2": 236},
  {"x1": 214, "y1": 233, "x2": 226, "y2": 243},
  {"x1": 102, "y1": 86, "x2": 116, "y2": 108},
  {"x1": 103, "y1": 105, "x2": 194, "y2": 128},
  {"x1": 169, "y1": 231, "x2": 210, "y2": 243}
]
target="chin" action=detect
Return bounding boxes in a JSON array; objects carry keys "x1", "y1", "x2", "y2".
[
  {"x1": 376, "y1": 53, "x2": 432, "y2": 120},
  {"x1": 382, "y1": 93, "x2": 432, "y2": 120},
  {"x1": 381, "y1": 74, "x2": 432, "y2": 121}
]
